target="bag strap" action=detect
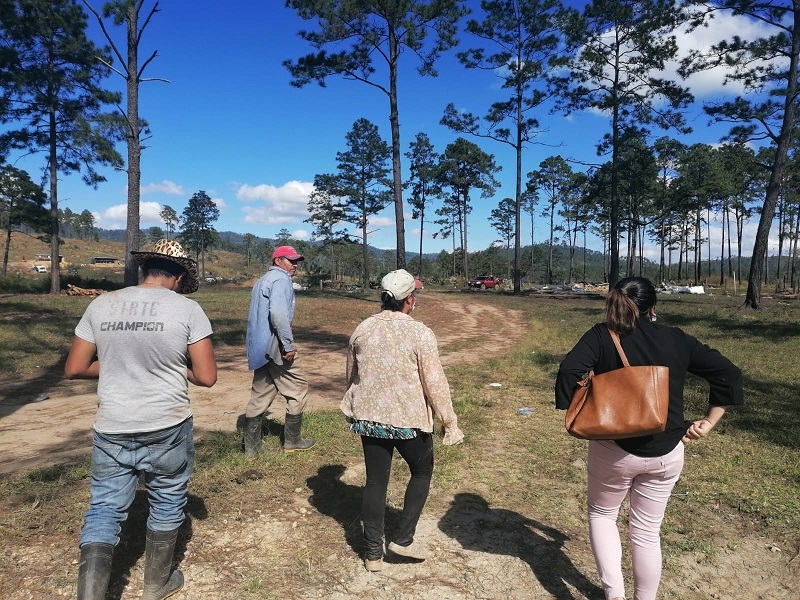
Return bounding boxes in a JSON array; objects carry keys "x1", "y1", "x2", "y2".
[{"x1": 608, "y1": 329, "x2": 631, "y2": 367}]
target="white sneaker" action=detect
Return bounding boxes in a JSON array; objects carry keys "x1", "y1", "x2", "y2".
[
  {"x1": 364, "y1": 558, "x2": 385, "y2": 572},
  {"x1": 387, "y1": 541, "x2": 427, "y2": 560}
]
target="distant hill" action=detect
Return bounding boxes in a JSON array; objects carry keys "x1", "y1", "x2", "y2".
[
  {"x1": 83, "y1": 229, "x2": 781, "y2": 286},
  {"x1": 96, "y1": 229, "x2": 444, "y2": 262}
]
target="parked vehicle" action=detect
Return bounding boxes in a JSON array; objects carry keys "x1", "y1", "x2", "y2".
[
  {"x1": 468, "y1": 275, "x2": 502, "y2": 290},
  {"x1": 32, "y1": 265, "x2": 47, "y2": 273}
]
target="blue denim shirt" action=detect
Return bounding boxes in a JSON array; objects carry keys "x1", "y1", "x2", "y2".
[{"x1": 246, "y1": 266, "x2": 296, "y2": 371}]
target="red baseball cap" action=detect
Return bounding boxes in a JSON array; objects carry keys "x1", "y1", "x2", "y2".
[{"x1": 272, "y1": 245, "x2": 305, "y2": 261}]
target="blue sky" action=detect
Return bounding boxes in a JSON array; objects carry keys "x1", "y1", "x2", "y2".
[{"x1": 10, "y1": 1, "x2": 779, "y2": 259}]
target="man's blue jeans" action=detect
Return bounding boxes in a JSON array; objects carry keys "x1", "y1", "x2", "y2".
[{"x1": 79, "y1": 418, "x2": 194, "y2": 548}]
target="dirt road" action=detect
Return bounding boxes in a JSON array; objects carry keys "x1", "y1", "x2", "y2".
[
  {"x1": 1, "y1": 292, "x2": 795, "y2": 599},
  {"x1": 0, "y1": 293, "x2": 526, "y2": 474}
]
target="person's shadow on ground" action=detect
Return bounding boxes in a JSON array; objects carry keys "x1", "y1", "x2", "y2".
[
  {"x1": 105, "y1": 488, "x2": 208, "y2": 600},
  {"x1": 306, "y1": 463, "x2": 405, "y2": 561},
  {"x1": 306, "y1": 464, "x2": 366, "y2": 557},
  {"x1": 438, "y1": 492, "x2": 603, "y2": 600}
]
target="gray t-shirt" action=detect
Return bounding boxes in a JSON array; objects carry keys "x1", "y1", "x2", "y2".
[{"x1": 74, "y1": 285, "x2": 213, "y2": 434}]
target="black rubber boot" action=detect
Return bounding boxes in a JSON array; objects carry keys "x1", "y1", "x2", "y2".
[
  {"x1": 283, "y1": 414, "x2": 316, "y2": 452},
  {"x1": 77, "y1": 542, "x2": 114, "y2": 600},
  {"x1": 140, "y1": 528, "x2": 184, "y2": 600},
  {"x1": 243, "y1": 415, "x2": 263, "y2": 457}
]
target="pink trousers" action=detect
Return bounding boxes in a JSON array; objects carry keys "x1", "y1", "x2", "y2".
[{"x1": 587, "y1": 440, "x2": 684, "y2": 600}]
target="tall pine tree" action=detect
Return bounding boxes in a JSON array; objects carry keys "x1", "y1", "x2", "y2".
[{"x1": 0, "y1": 0, "x2": 123, "y2": 293}]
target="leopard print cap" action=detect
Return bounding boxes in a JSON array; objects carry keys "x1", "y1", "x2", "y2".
[{"x1": 131, "y1": 239, "x2": 199, "y2": 294}]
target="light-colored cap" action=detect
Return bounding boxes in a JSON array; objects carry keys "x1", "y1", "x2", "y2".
[{"x1": 381, "y1": 269, "x2": 422, "y2": 300}]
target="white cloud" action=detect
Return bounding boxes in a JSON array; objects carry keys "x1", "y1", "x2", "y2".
[
  {"x1": 93, "y1": 201, "x2": 165, "y2": 230},
  {"x1": 211, "y1": 196, "x2": 227, "y2": 211},
  {"x1": 141, "y1": 180, "x2": 186, "y2": 195},
  {"x1": 101, "y1": 204, "x2": 128, "y2": 224},
  {"x1": 237, "y1": 180, "x2": 313, "y2": 203},
  {"x1": 140, "y1": 202, "x2": 164, "y2": 224},
  {"x1": 292, "y1": 229, "x2": 310, "y2": 241},
  {"x1": 670, "y1": 12, "x2": 777, "y2": 98},
  {"x1": 238, "y1": 180, "x2": 314, "y2": 226},
  {"x1": 638, "y1": 213, "x2": 781, "y2": 265},
  {"x1": 570, "y1": 11, "x2": 779, "y2": 118},
  {"x1": 367, "y1": 215, "x2": 394, "y2": 229}
]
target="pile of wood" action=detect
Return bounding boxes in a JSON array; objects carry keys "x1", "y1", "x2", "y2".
[{"x1": 66, "y1": 284, "x2": 105, "y2": 297}]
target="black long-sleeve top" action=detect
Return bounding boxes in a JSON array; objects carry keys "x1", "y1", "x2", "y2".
[{"x1": 555, "y1": 319, "x2": 744, "y2": 457}]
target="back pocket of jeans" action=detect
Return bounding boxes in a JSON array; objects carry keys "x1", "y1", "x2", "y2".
[
  {"x1": 93, "y1": 442, "x2": 125, "y2": 477},
  {"x1": 149, "y1": 436, "x2": 188, "y2": 475}
]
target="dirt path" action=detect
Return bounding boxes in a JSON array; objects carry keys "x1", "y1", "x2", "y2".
[
  {"x1": 1, "y1": 293, "x2": 796, "y2": 599},
  {"x1": 0, "y1": 292, "x2": 526, "y2": 475}
]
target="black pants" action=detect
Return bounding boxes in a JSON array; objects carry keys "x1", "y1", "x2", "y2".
[{"x1": 361, "y1": 433, "x2": 434, "y2": 560}]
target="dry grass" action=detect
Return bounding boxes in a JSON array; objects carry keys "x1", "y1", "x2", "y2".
[{"x1": 0, "y1": 286, "x2": 799, "y2": 598}]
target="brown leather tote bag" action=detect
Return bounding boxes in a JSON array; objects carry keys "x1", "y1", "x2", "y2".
[{"x1": 565, "y1": 329, "x2": 669, "y2": 440}]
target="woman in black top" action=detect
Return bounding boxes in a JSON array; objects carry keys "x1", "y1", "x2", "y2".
[{"x1": 555, "y1": 277, "x2": 743, "y2": 600}]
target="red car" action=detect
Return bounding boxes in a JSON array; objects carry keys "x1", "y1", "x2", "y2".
[{"x1": 468, "y1": 275, "x2": 502, "y2": 290}]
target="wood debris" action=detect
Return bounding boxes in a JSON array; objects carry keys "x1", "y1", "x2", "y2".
[{"x1": 66, "y1": 284, "x2": 105, "y2": 297}]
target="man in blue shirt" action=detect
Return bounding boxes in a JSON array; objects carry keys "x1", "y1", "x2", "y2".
[{"x1": 244, "y1": 245, "x2": 315, "y2": 455}]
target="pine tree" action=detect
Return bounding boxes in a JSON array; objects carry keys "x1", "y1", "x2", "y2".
[
  {"x1": 554, "y1": 0, "x2": 692, "y2": 288},
  {"x1": 82, "y1": 0, "x2": 167, "y2": 287},
  {"x1": 0, "y1": 165, "x2": 47, "y2": 276},
  {"x1": 0, "y1": 0, "x2": 124, "y2": 293},
  {"x1": 284, "y1": 0, "x2": 469, "y2": 269},
  {"x1": 179, "y1": 190, "x2": 220, "y2": 278},
  {"x1": 441, "y1": 0, "x2": 568, "y2": 292},
  {"x1": 313, "y1": 119, "x2": 392, "y2": 289}
]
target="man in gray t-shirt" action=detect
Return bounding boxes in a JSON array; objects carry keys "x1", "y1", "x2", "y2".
[{"x1": 66, "y1": 239, "x2": 217, "y2": 600}]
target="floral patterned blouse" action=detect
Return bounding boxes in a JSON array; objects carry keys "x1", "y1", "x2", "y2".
[{"x1": 341, "y1": 310, "x2": 463, "y2": 445}]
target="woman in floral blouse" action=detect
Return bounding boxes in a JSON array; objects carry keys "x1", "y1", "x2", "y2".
[{"x1": 341, "y1": 269, "x2": 464, "y2": 572}]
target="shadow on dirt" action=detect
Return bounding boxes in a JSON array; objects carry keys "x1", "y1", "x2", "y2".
[
  {"x1": 102, "y1": 489, "x2": 208, "y2": 600},
  {"x1": 305, "y1": 466, "x2": 604, "y2": 598},
  {"x1": 306, "y1": 464, "x2": 371, "y2": 557},
  {"x1": 305, "y1": 463, "x2": 412, "y2": 561},
  {"x1": 438, "y1": 492, "x2": 603, "y2": 600}
]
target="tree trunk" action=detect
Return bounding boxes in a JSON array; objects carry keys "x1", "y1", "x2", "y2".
[
  {"x1": 49, "y1": 109, "x2": 60, "y2": 295},
  {"x1": 461, "y1": 193, "x2": 469, "y2": 278},
  {"x1": 608, "y1": 111, "x2": 621, "y2": 289},
  {"x1": 775, "y1": 195, "x2": 785, "y2": 291},
  {"x1": 513, "y1": 93, "x2": 523, "y2": 294},
  {"x1": 744, "y1": 8, "x2": 800, "y2": 308},
  {"x1": 720, "y1": 204, "x2": 726, "y2": 286},
  {"x1": 548, "y1": 203, "x2": 554, "y2": 284},
  {"x1": 2, "y1": 227, "x2": 11, "y2": 277},
  {"x1": 707, "y1": 207, "x2": 712, "y2": 280},
  {"x1": 736, "y1": 210, "x2": 744, "y2": 282},
  {"x1": 387, "y1": 26, "x2": 405, "y2": 269},
  {"x1": 659, "y1": 220, "x2": 665, "y2": 284},
  {"x1": 362, "y1": 211, "x2": 369, "y2": 290},
  {"x1": 124, "y1": 4, "x2": 142, "y2": 287},
  {"x1": 727, "y1": 208, "x2": 734, "y2": 280},
  {"x1": 418, "y1": 202, "x2": 424, "y2": 279},
  {"x1": 791, "y1": 209, "x2": 800, "y2": 292}
]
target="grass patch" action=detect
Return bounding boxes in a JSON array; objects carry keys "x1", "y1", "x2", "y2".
[{"x1": 1, "y1": 287, "x2": 799, "y2": 596}]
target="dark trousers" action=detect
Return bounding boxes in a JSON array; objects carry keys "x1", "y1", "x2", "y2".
[{"x1": 361, "y1": 433, "x2": 434, "y2": 560}]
